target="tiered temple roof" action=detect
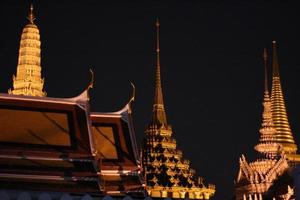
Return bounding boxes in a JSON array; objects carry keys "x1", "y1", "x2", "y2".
[
  {"x1": 141, "y1": 20, "x2": 215, "y2": 199},
  {"x1": 0, "y1": 85, "x2": 144, "y2": 196},
  {"x1": 1, "y1": 4, "x2": 144, "y2": 198},
  {"x1": 91, "y1": 101, "x2": 144, "y2": 195},
  {"x1": 0, "y1": 91, "x2": 99, "y2": 192},
  {"x1": 235, "y1": 44, "x2": 297, "y2": 200}
]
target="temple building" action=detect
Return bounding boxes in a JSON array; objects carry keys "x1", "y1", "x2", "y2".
[
  {"x1": 141, "y1": 20, "x2": 215, "y2": 199},
  {"x1": 0, "y1": 4, "x2": 145, "y2": 199},
  {"x1": 8, "y1": 4, "x2": 46, "y2": 97},
  {"x1": 235, "y1": 42, "x2": 298, "y2": 200}
]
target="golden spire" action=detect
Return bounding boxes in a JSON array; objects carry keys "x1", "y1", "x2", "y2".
[
  {"x1": 152, "y1": 19, "x2": 167, "y2": 126},
  {"x1": 263, "y1": 48, "x2": 268, "y2": 93},
  {"x1": 142, "y1": 20, "x2": 215, "y2": 199},
  {"x1": 27, "y1": 4, "x2": 36, "y2": 24},
  {"x1": 255, "y1": 48, "x2": 281, "y2": 159},
  {"x1": 8, "y1": 3, "x2": 46, "y2": 97},
  {"x1": 270, "y1": 41, "x2": 297, "y2": 153}
]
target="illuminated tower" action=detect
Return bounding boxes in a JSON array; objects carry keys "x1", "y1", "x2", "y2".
[
  {"x1": 235, "y1": 48, "x2": 293, "y2": 200},
  {"x1": 254, "y1": 48, "x2": 281, "y2": 159},
  {"x1": 8, "y1": 4, "x2": 46, "y2": 97},
  {"x1": 270, "y1": 41, "x2": 297, "y2": 154},
  {"x1": 142, "y1": 20, "x2": 215, "y2": 199}
]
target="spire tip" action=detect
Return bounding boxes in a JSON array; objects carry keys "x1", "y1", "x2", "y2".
[
  {"x1": 156, "y1": 18, "x2": 160, "y2": 27},
  {"x1": 152, "y1": 19, "x2": 167, "y2": 125},
  {"x1": 263, "y1": 48, "x2": 268, "y2": 61},
  {"x1": 263, "y1": 48, "x2": 268, "y2": 93},
  {"x1": 272, "y1": 41, "x2": 280, "y2": 77},
  {"x1": 27, "y1": 3, "x2": 36, "y2": 24}
]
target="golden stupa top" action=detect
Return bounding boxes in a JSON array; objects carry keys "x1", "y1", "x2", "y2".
[
  {"x1": 235, "y1": 47, "x2": 293, "y2": 199},
  {"x1": 254, "y1": 48, "x2": 281, "y2": 159},
  {"x1": 8, "y1": 4, "x2": 46, "y2": 97},
  {"x1": 270, "y1": 41, "x2": 297, "y2": 153}
]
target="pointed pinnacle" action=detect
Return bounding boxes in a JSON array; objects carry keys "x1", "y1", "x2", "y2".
[
  {"x1": 272, "y1": 41, "x2": 280, "y2": 77},
  {"x1": 27, "y1": 3, "x2": 36, "y2": 24},
  {"x1": 155, "y1": 18, "x2": 162, "y2": 90},
  {"x1": 263, "y1": 48, "x2": 269, "y2": 93}
]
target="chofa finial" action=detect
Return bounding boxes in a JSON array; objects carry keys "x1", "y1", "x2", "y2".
[
  {"x1": 128, "y1": 82, "x2": 136, "y2": 114},
  {"x1": 129, "y1": 82, "x2": 135, "y2": 103},
  {"x1": 27, "y1": 3, "x2": 36, "y2": 24},
  {"x1": 66, "y1": 69, "x2": 94, "y2": 102},
  {"x1": 87, "y1": 68, "x2": 94, "y2": 91},
  {"x1": 85, "y1": 68, "x2": 94, "y2": 101}
]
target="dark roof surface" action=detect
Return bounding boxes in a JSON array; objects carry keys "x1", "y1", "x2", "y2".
[
  {"x1": 0, "y1": 93, "x2": 144, "y2": 196},
  {"x1": 0, "y1": 93, "x2": 100, "y2": 193}
]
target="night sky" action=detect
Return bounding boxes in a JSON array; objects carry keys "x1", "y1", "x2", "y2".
[{"x1": 1, "y1": 1, "x2": 300, "y2": 199}]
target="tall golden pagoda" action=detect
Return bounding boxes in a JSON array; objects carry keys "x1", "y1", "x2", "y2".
[
  {"x1": 8, "y1": 4, "x2": 46, "y2": 97},
  {"x1": 271, "y1": 41, "x2": 296, "y2": 154},
  {"x1": 141, "y1": 20, "x2": 215, "y2": 199},
  {"x1": 235, "y1": 47, "x2": 295, "y2": 200},
  {"x1": 254, "y1": 49, "x2": 281, "y2": 159}
]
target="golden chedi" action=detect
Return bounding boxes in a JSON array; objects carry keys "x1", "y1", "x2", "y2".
[
  {"x1": 270, "y1": 41, "x2": 296, "y2": 154},
  {"x1": 235, "y1": 47, "x2": 295, "y2": 200},
  {"x1": 8, "y1": 4, "x2": 46, "y2": 97},
  {"x1": 254, "y1": 49, "x2": 282, "y2": 159},
  {"x1": 142, "y1": 20, "x2": 215, "y2": 200}
]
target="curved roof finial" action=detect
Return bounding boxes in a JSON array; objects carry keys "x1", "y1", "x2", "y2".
[
  {"x1": 128, "y1": 82, "x2": 136, "y2": 114},
  {"x1": 86, "y1": 68, "x2": 94, "y2": 101},
  {"x1": 27, "y1": 3, "x2": 36, "y2": 24},
  {"x1": 64, "y1": 69, "x2": 94, "y2": 102},
  {"x1": 87, "y1": 69, "x2": 94, "y2": 91},
  {"x1": 129, "y1": 82, "x2": 135, "y2": 104}
]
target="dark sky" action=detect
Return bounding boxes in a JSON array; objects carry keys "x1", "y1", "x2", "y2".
[{"x1": 1, "y1": 0, "x2": 300, "y2": 199}]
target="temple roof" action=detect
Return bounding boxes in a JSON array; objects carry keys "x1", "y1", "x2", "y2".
[
  {"x1": 0, "y1": 92, "x2": 98, "y2": 192},
  {"x1": 0, "y1": 88, "x2": 144, "y2": 196},
  {"x1": 1, "y1": 3, "x2": 144, "y2": 195},
  {"x1": 91, "y1": 111, "x2": 144, "y2": 196}
]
